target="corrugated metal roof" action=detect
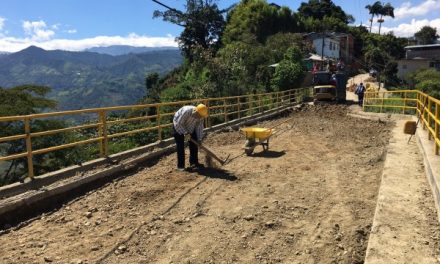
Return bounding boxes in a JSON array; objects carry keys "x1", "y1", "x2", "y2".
[{"x1": 405, "y1": 44, "x2": 440, "y2": 49}]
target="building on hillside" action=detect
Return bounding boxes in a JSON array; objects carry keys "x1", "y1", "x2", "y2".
[
  {"x1": 305, "y1": 33, "x2": 340, "y2": 61},
  {"x1": 397, "y1": 44, "x2": 440, "y2": 79},
  {"x1": 304, "y1": 32, "x2": 354, "y2": 68}
]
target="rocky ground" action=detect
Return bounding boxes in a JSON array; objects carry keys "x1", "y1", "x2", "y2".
[{"x1": 0, "y1": 104, "x2": 421, "y2": 263}]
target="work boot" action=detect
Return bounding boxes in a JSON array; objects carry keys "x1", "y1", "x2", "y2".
[
  {"x1": 189, "y1": 163, "x2": 204, "y2": 169},
  {"x1": 176, "y1": 167, "x2": 185, "y2": 172}
]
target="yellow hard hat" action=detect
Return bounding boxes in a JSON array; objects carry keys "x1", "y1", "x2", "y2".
[{"x1": 195, "y1": 104, "x2": 208, "y2": 118}]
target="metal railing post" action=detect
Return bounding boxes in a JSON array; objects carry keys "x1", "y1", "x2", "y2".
[
  {"x1": 99, "y1": 110, "x2": 108, "y2": 157},
  {"x1": 259, "y1": 95, "x2": 262, "y2": 113},
  {"x1": 223, "y1": 99, "x2": 227, "y2": 122},
  {"x1": 380, "y1": 93, "x2": 384, "y2": 113},
  {"x1": 237, "y1": 97, "x2": 241, "y2": 119},
  {"x1": 435, "y1": 103, "x2": 439, "y2": 155},
  {"x1": 422, "y1": 94, "x2": 427, "y2": 130},
  {"x1": 428, "y1": 98, "x2": 432, "y2": 140},
  {"x1": 24, "y1": 117, "x2": 34, "y2": 179},
  {"x1": 156, "y1": 105, "x2": 162, "y2": 141},
  {"x1": 403, "y1": 92, "x2": 407, "y2": 114},
  {"x1": 276, "y1": 92, "x2": 279, "y2": 107},
  {"x1": 205, "y1": 100, "x2": 211, "y2": 127}
]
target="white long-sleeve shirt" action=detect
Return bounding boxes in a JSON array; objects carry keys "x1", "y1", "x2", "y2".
[{"x1": 173, "y1": 106, "x2": 204, "y2": 141}]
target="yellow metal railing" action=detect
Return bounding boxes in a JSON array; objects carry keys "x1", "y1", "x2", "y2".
[
  {"x1": 363, "y1": 89, "x2": 440, "y2": 154},
  {"x1": 0, "y1": 88, "x2": 311, "y2": 181}
]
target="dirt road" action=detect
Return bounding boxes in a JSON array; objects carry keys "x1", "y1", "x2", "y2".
[{"x1": 1, "y1": 105, "x2": 393, "y2": 263}]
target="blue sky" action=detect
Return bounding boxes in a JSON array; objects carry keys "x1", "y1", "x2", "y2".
[{"x1": 0, "y1": 0, "x2": 439, "y2": 52}]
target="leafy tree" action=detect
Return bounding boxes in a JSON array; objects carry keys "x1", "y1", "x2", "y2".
[
  {"x1": 265, "y1": 33, "x2": 313, "y2": 63},
  {"x1": 348, "y1": 25, "x2": 369, "y2": 60},
  {"x1": 364, "y1": 2, "x2": 394, "y2": 35},
  {"x1": 0, "y1": 85, "x2": 87, "y2": 185},
  {"x1": 153, "y1": 0, "x2": 226, "y2": 61},
  {"x1": 298, "y1": 0, "x2": 354, "y2": 24},
  {"x1": 365, "y1": 1, "x2": 382, "y2": 33},
  {"x1": 145, "y1": 72, "x2": 161, "y2": 101},
  {"x1": 363, "y1": 33, "x2": 406, "y2": 60},
  {"x1": 415, "y1": 26, "x2": 439, "y2": 45},
  {"x1": 382, "y1": 61, "x2": 400, "y2": 87},
  {"x1": 271, "y1": 47, "x2": 304, "y2": 91},
  {"x1": 364, "y1": 47, "x2": 388, "y2": 72},
  {"x1": 0, "y1": 85, "x2": 56, "y2": 117},
  {"x1": 302, "y1": 15, "x2": 350, "y2": 33},
  {"x1": 377, "y1": 3, "x2": 394, "y2": 35},
  {"x1": 222, "y1": 0, "x2": 301, "y2": 45},
  {"x1": 146, "y1": 72, "x2": 159, "y2": 92}
]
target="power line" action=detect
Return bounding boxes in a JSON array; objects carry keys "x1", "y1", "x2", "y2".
[{"x1": 151, "y1": 0, "x2": 183, "y2": 16}]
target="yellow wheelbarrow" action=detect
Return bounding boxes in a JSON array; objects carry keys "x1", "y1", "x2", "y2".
[{"x1": 240, "y1": 127, "x2": 274, "y2": 155}]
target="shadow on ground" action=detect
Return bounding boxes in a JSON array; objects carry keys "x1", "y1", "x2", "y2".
[
  {"x1": 251, "y1": 150, "x2": 286, "y2": 158},
  {"x1": 196, "y1": 167, "x2": 238, "y2": 181}
]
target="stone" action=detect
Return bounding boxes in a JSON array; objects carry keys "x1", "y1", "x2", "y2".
[
  {"x1": 243, "y1": 215, "x2": 254, "y2": 221},
  {"x1": 44, "y1": 256, "x2": 53, "y2": 262},
  {"x1": 91, "y1": 245, "x2": 100, "y2": 251},
  {"x1": 265, "y1": 221, "x2": 275, "y2": 228},
  {"x1": 118, "y1": 245, "x2": 127, "y2": 253},
  {"x1": 85, "y1": 212, "x2": 92, "y2": 218}
]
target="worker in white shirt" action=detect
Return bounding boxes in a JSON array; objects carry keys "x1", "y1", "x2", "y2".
[{"x1": 173, "y1": 104, "x2": 208, "y2": 171}]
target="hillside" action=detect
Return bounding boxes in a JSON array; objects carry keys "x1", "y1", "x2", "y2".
[
  {"x1": 0, "y1": 46, "x2": 182, "y2": 110},
  {"x1": 85, "y1": 45, "x2": 178, "y2": 56}
]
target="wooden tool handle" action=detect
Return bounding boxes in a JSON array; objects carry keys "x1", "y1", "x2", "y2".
[{"x1": 189, "y1": 138, "x2": 226, "y2": 165}]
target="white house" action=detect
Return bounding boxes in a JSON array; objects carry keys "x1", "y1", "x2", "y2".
[{"x1": 306, "y1": 33, "x2": 340, "y2": 60}]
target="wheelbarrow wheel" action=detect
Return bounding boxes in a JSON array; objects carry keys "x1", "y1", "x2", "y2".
[
  {"x1": 245, "y1": 148, "x2": 254, "y2": 156},
  {"x1": 244, "y1": 139, "x2": 255, "y2": 156}
]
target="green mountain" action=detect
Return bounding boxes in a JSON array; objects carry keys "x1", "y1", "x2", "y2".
[
  {"x1": 85, "y1": 45, "x2": 178, "y2": 56},
  {"x1": 0, "y1": 46, "x2": 182, "y2": 110}
]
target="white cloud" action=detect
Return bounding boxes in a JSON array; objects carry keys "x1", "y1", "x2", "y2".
[
  {"x1": 0, "y1": 17, "x2": 5, "y2": 31},
  {"x1": 0, "y1": 33, "x2": 178, "y2": 52},
  {"x1": 376, "y1": 18, "x2": 440, "y2": 37},
  {"x1": 395, "y1": 0, "x2": 440, "y2": 20},
  {"x1": 66, "y1": 29, "x2": 77, "y2": 34},
  {"x1": 22, "y1": 20, "x2": 55, "y2": 41}
]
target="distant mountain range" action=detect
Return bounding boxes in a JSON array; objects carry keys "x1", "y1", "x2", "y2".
[
  {"x1": 0, "y1": 46, "x2": 183, "y2": 111},
  {"x1": 85, "y1": 45, "x2": 179, "y2": 56}
]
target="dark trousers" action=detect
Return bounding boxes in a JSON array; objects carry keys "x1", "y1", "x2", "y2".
[
  {"x1": 173, "y1": 126, "x2": 198, "y2": 168},
  {"x1": 358, "y1": 94, "x2": 364, "y2": 106}
]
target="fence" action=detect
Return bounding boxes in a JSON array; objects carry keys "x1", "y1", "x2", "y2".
[
  {"x1": 0, "y1": 88, "x2": 311, "y2": 182},
  {"x1": 363, "y1": 89, "x2": 440, "y2": 154}
]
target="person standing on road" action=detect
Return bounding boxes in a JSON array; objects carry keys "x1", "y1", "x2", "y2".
[
  {"x1": 173, "y1": 104, "x2": 208, "y2": 171},
  {"x1": 355, "y1": 83, "x2": 366, "y2": 106}
]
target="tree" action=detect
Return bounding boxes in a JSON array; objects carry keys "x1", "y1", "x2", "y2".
[
  {"x1": 222, "y1": 0, "x2": 301, "y2": 45},
  {"x1": 364, "y1": 47, "x2": 388, "y2": 72},
  {"x1": 365, "y1": 1, "x2": 382, "y2": 33},
  {"x1": 153, "y1": 0, "x2": 226, "y2": 61},
  {"x1": 415, "y1": 26, "x2": 439, "y2": 45},
  {"x1": 298, "y1": 0, "x2": 354, "y2": 24},
  {"x1": 0, "y1": 85, "x2": 56, "y2": 117},
  {"x1": 271, "y1": 47, "x2": 305, "y2": 91},
  {"x1": 145, "y1": 72, "x2": 160, "y2": 101},
  {"x1": 377, "y1": 3, "x2": 394, "y2": 35},
  {"x1": 0, "y1": 85, "x2": 55, "y2": 184},
  {"x1": 264, "y1": 33, "x2": 313, "y2": 62}
]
